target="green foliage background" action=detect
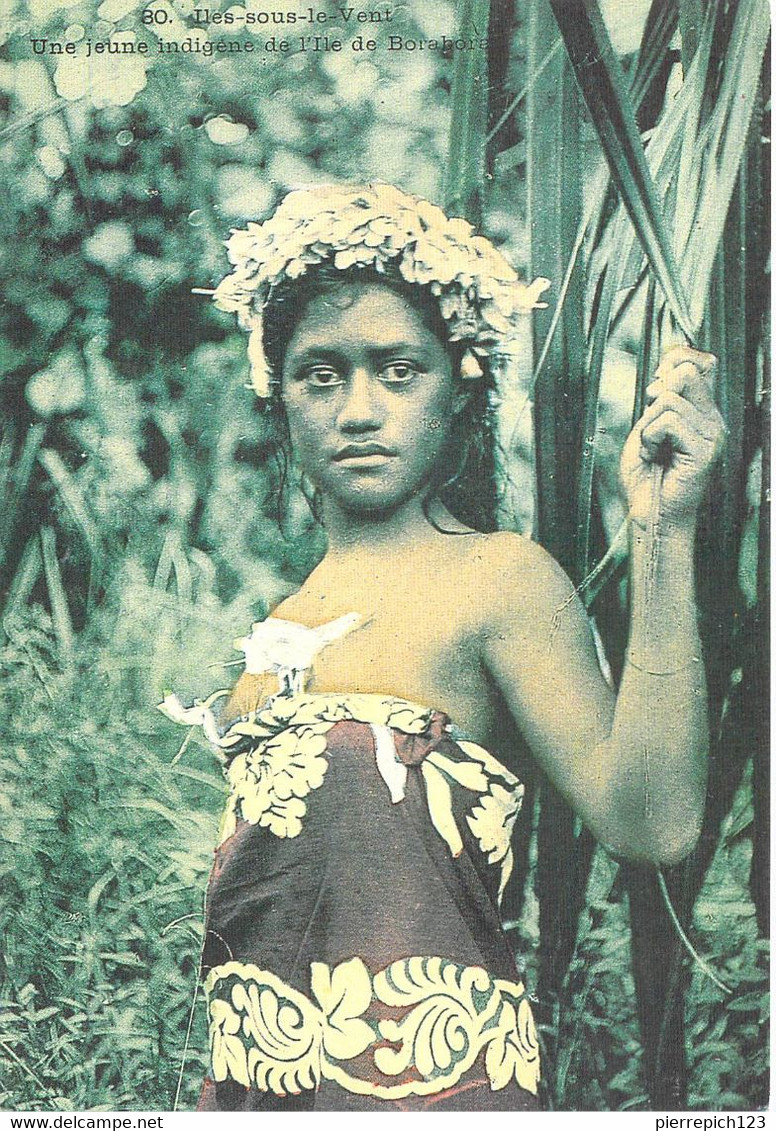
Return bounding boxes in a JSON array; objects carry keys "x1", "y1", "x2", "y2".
[{"x1": 0, "y1": 0, "x2": 768, "y2": 1112}]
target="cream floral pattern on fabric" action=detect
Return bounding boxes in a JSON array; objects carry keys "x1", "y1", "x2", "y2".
[
  {"x1": 418, "y1": 742, "x2": 523, "y2": 902},
  {"x1": 205, "y1": 956, "x2": 540, "y2": 1101},
  {"x1": 220, "y1": 719, "x2": 333, "y2": 842},
  {"x1": 216, "y1": 694, "x2": 434, "y2": 843},
  {"x1": 173, "y1": 690, "x2": 527, "y2": 891},
  {"x1": 458, "y1": 739, "x2": 525, "y2": 904}
]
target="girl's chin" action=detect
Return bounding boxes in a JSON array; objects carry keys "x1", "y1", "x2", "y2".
[
  {"x1": 320, "y1": 483, "x2": 426, "y2": 519},
  {"x1": 334, "y1": 495, "x2": 411, "y2": 517}
]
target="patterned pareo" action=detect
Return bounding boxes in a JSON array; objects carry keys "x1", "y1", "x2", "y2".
[{"x1": 175, "y1": 692, "x2": 540, "y2": 1112}]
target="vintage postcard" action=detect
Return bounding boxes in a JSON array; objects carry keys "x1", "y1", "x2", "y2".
[{"x1": 0, "y1": 0, "x2": 769, "y2": 1116}]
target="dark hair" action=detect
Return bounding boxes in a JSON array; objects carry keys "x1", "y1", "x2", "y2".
[{"x1": 258, "y1": 263, "x2": 498, "y2": 534}]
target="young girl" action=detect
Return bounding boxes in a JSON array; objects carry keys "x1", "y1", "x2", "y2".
[{"x1": 163, "y1": 183, "x2": 724, "y2": 1111}]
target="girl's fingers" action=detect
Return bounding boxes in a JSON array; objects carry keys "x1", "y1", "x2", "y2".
[
  {"x1": 648, "y1": 361, "x2": 708, "y2": 398},
  {"x1": 639, "y1": 405, "x2": 720, "y2": 465},
  {"x1": 637, "y1": 390, "x2": 723, "y2": 446},
  {"x1": 650, "y1": 346, "x2": 718, "y2": 414},
  {"x1": 654, "y1": 345, "x2": 717, "y2": 378},
  {"x1": 647, "y1": 362, "x2": 718, "y2": 414}
]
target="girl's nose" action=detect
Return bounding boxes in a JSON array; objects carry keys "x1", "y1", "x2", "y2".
[{"x1": 336, "y1": 369, "x2": 382, "y2": 432}]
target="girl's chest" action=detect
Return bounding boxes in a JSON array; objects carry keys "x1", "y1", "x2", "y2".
[{"x1": 273, "y1": 582, "x2": 496, "y2": 740}]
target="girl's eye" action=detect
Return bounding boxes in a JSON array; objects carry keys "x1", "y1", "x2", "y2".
[
  {"x1": 379, "y1": 362, "x2": 421, "y2": 384},
  {"x1": 305, "y1": 366, "x2": 343, "y2": 388}
]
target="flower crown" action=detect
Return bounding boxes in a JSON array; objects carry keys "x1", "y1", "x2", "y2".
[{"x1": 210, "y1": 182, "x2": 550, "y2": 397}]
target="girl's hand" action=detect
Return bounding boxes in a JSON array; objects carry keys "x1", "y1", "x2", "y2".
[{"x1": 620, "y1": 345, "x2": 726, "y2": 530}]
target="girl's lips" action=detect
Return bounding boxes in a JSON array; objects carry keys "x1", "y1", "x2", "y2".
[
  {"x1": 333, "y1": 444, "x2": 396, "y2": 463},
  {"x1": 334, "y1": 453, "x2": 395, "y2": 469}
]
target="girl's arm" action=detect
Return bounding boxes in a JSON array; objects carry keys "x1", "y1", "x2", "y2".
[{"x1": 482, "y1": 346, "x2": 724, "y2": 864}]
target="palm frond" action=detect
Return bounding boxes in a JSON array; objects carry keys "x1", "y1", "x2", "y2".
[
  {"x1": 445, "y1": 0, "x2": 492, "y2": 222},
  {"x1": 549, "y1": 0, "x2": 694, "y2": 339}
]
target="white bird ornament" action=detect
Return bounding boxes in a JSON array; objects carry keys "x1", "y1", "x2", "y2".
[{"x1": 233, "y1": 613, "x2": 363, "y2": 695}]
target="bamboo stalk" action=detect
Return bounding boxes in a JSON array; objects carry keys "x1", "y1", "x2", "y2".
[
  {"x1": 529, "y1": 0, "x2": 769, "y2": 1108},
  {"x1": 525, "y1": 0, "x2": 595, "y2": 1043}
]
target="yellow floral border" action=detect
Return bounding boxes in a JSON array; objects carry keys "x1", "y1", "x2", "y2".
[{"x1": 205, "y1": 955, "x2": 540, "y2": 1101}]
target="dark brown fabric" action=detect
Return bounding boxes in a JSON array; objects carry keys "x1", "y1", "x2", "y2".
[{"x1": 197, "y1": 713, "x2": 540, "y2": 1112}]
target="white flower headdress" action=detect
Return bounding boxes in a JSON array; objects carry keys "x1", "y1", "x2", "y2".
[{"x1": 208, "y1": 182, "x2": 550, "y2": 397}]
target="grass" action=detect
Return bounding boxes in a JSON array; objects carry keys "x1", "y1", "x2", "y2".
[{"x1": 0, "y1": 604, "x2": 227, "y2": 1110}]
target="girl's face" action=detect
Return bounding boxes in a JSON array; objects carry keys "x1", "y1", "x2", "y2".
[{"x1": 280, "y1": 283, "x2": 464, "y2": 518}]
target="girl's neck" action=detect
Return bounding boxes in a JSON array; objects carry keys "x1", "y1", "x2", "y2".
[{"x1": 320, "y1": 496, "x2": 473, "y2": 555}]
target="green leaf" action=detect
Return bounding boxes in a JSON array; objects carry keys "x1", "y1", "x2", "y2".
[
  {"x1": 549, "y1": 0, "x2": 694, "y2": 340},
  {"x1": 445, "y1": 0, "x2": 491, "y2": 223}
]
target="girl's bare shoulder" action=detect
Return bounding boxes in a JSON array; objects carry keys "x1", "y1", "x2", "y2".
[
  {"x1": 460, "y1": 531, "x2": 578, "y2": 632},
  {"x1": 463, "y1": 530, "x2": 570, "y2": 584}
]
